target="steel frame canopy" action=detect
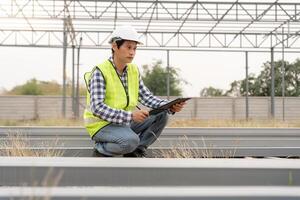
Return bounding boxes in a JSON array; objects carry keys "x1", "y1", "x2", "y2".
[
  {"x1": 0, "y1": 0, "x2": 299, "y2": 50},
  {"x1": 0, "y1": 0, "x2": 300, "y2": 118}
]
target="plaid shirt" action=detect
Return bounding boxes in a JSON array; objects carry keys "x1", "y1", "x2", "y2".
[{"x1": 89, "y1": 58, "x2": 168, "y2": 125}]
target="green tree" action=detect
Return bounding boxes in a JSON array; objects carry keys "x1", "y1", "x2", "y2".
[
  {"x1": 225, "y1": 80, "x2": 241, "y2": 96},
  {"x1": 226, "y1": 74, "x2": 257, "y2": 96},
  {"x1": 286, "y1": 59, "x2": 300, "y2": 96},
  {"x1": 200, "y1": 86, "x2": 224, "y2": 97},
  {"x1": 227, "y1": 59, "x2": 300, "y2": 96},
  {"x1": 6, "y1": 78, "x2": 86, "y2": 95},
  {"x1": 9, "y1": 78, "x2": 42, "y2": 95},
  {"x1": 141, "y1": 60, "x2": 184, "y2": 96}
]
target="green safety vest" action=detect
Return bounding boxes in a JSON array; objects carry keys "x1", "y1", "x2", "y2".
[{"x1": 83, "y1": 59, "x2": 139, "y2": 137}]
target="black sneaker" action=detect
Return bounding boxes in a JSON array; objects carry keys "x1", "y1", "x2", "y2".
[
  {"x1": 92, "y1": 148, "x2": 111, "y2": 157},
  {"x1": 123, "y1": 148, "x2": 147, "y2": 158}
]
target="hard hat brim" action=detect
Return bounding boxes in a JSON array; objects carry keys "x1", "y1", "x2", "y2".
[{"x1": 109, "y1": 37, "x2": 143, "y2": 45}]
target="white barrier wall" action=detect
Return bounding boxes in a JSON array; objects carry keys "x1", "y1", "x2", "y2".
[{"x1": 0, "y1": 96, "x2": 299, "y2": 120}]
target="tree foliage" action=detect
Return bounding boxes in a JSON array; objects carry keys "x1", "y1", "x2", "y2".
[
  {"x1": 227, "y1": 59, "x2": 300, "y2": 96},
  {"x1": 141, "y1": 60, "x2": 184, "y2": 96},
  {"x1": 200, "y1": 59, "x2": 300, "y2": 97},
  {"x1": 200, "y1": 86, "x2": 224, "y2": 97},
  {"x1": 8, "y1": 78, "x2": 42, "y2": 95},
  {"x1": 5, "y1": 78, "x2": 86, "y2": 96}
]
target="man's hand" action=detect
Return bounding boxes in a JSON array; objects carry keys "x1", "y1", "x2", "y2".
[
  {"x1": 170, "y1": 102, "x2": 186, "y2": 113},
  {"x1": 132, "y1": 110, "x2": 149, "y2": 122}
]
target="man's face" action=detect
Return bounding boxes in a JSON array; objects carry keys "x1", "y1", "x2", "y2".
[{"x1": 113, "y1": 40, "x2": 137, "y2": 64}]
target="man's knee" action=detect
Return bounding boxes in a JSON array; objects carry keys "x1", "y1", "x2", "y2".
[
  {"x1": 157, "y1": 111, "x2": 169, "y2": 125},
  {"x1": 121, "y1": 134, "x2": 140, "y2": 154}
]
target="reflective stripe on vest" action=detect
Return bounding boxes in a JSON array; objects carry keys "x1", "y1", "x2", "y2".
[{"x1": 83, "y1": 60, "x2": 139, "y2": 137}]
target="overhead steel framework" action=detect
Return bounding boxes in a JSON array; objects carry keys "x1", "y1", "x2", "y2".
[
  {"x1": 0, "y1": 0, "x2": 300, "y2": 50},
  {"x1": 0, "y1": 0, "x2": 299, "y2": 118}
]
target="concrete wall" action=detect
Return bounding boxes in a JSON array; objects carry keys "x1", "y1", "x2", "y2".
[{"x1": 0, "y1": 96, "x2": 299, "y2": 120}]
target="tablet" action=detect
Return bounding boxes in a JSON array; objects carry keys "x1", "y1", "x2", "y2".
[{"x1": 149, "y1": 97, "x2": 191, "y2": 115}]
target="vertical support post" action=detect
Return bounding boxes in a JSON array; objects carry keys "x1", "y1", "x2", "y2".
[
  {"x1": 33, "y1": 96, "x2": 39, "y2": 120},
  {"x1": 62, "y1": 18, "x2": 67, "y2": 118},
  {"x1": 232, "y1": 98, "x2": 236, "y2": 120},
  {"x1": 166, "y1": 50, "x2": 170, "y2": 100},
  {"x1": 245, "y1": 51, "x2": 249, "y2": 120},
  {"x1": 281, "y1": 27, "x2": 285, "y2": 121},
  {"x1": 72, "y1": 45, "x2": 75, "y2": 118},
  {"x1": 270, "y1": 47, "x2": 275, "y2": 118},
  {"x1": 75, "y1": 37, "x2": 82, "y2": 118},
  {"x1": 193, "y1": 97, "x2": 198, "y2": 119}
]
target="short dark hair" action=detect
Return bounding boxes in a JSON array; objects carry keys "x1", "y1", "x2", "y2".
[{"x1": 111, "y1": 39, "x2": 125, "y2": 54}]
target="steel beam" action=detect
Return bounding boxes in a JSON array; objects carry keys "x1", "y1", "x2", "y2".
[
  {"x1": 270, "y1": 47, "x2": 275, "y2": 118},
  {"x1": 0, "y1": 1, "x2": 299, "y2": 49},
  {"x1": 0, "y1": 157, "x2": 300, "y2": 186},
  {"x1": 245, "y1": 51, "x2": 249, "y2": 120},
  {"x1": 0, "y1": 186, "x2": 300, "y2": 200},
  {"x1": 1, "y1": 127, "x2": 300, "y2": 157},
  {"x1": 1, "y1": 127, "x2": 300, "y2": 136}
]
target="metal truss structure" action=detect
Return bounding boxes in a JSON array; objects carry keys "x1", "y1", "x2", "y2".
[{"x1": 0, "y1": 0, "x2": 300, "y2": 51}]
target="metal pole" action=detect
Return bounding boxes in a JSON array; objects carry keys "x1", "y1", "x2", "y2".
[
  {"x1": 281, "y1": 27, "x2": 285, "y2": 121},
  {"x1": 270, "y1": 47, "x2": 275, "y2": 118},
  {"x1": 76, "y1": 37, "x2": 82, "y2": 118},
  {"x1": 245, "y1": 51, "x2": 249, "y2": 120},
  {"x1": 166, "y1": 50, "x2": 170, "y2": 100},
  {"x1": 72, "y1": 45, "x2": 75, "y2": 118},
  {"x1": 62, "y1": 19, "x2": 67, "y2": 118}
]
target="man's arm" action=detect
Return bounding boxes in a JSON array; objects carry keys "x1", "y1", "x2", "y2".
[
  {"x1": 138, "y1": 76, "x2": 168, "y2": 109},
  {"x1": 89, "y1": 68, "x2": 132, "y2": 125},
  {"x1": 138, "y1": 74, "x2": 186, "y2": 114}
]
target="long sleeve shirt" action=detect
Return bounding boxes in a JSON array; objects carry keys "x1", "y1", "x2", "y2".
[{"x1": 89, "y1": 58, "x2": 168, "y2": 125}]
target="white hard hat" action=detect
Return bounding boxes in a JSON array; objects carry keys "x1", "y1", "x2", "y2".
[{"x1": 109, "y1": 25, "x2": 143, "y2": 45}]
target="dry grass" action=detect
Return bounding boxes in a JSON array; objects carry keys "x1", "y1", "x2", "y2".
[
  {"x1": 0, "y1": 131, "x2": 64, "y2": 157},
  {"x1": 11, "y1": 168, "x2": 64, "y2": 200},
  {"x1": 0, "y1": 131, "x2": 65, "y2": 199},
  {"x1": 168, "y1": 119, "x2": 300, "y2": 128},
  {"x1": 35, "y1": 168, "x2": 64, "y2": 187},
  {"x1": 153, "y1": 135, "x2": 237, "y2": 158}
]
